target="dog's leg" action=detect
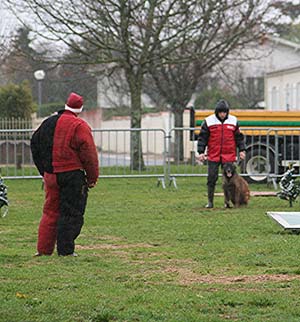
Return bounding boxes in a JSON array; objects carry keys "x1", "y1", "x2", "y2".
[
  {"x1": 234, "y1": 190, "x2": 241, "y2": 208},
  {"x1": 223, "y1": 188, "x2": 231, "y2": 208}
]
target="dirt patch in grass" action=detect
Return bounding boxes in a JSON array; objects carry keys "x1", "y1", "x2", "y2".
[
  {"x1": 74, "y1": 244, "x2": 300, "y2": 286},
  {"x1": 164, "y1": 267, "x2": 300, "y2": 285},
  {"x1": 95, "y1": 235, "x2": 125, "y2": 241},
  {"x1": 214, "y1": 191, "x2": 277, "y2": 197},
  {"x1": 79, "y1": 234, "x2": 125, "y2": 241}
]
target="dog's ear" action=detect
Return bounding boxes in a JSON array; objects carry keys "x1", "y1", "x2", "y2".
[
  {"x1": 232, "y1": 165, "x2": 237, "y2": 174},
  {"x1": 232, "y1": 162, "x2": 237, "y2": 171},
  {"x1": 222, "y1": 163, "x2": 229, "y2": 170}
]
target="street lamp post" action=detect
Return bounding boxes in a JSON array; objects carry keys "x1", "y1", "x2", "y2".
[{"x1": 34, "y1": 70, "x2": 45, "y2": 117}]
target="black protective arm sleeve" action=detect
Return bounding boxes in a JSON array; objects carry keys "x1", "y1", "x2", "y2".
[
  {"x1": 234, "y1": 122, "x2": 246, "y2": 151},
  {"x1": 197, "y1": 121, "x2": 210, "y2": 154}
]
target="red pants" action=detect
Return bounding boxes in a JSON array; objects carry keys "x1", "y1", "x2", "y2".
[{"x1": 37, "y1": 173, "x2": 60, "y2": 255}]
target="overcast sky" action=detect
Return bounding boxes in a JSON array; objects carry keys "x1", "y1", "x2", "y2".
[
  {"x1": 1, "y1": 0, "x2": 300, "y2": 47},
  {"x1": 0, "y1": 2, "x2": 18, "y2": 39}
]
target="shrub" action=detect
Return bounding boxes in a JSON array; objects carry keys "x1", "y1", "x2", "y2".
[
  {"x1": 0, "y1": 81, "x2": 34, "y2": 118},
  {"x1": 0, "y1": 81, "x2": 35, "y2": 119}
]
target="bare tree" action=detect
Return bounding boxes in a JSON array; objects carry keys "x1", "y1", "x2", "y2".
[
  {"x1": 5, "y1": 0, "x2": 276, "y2": 169},
  {"x1": 271, "y1": 1, "x2": 300, "y2": 43},
  {"x1": 144, "y1": 0, "x2": 277, "y2": 161},
  {"x1": 217, "y1": 63, "x2": 264, "y2": 108},
  {"x1": 146, "y1": 54, "x2": 202, "y2": 162},
  {"x1": 0, "y1": 3, "x2": 17, "y2": 84}
]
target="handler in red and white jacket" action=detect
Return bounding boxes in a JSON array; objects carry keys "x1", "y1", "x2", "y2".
[
  {"x1": 197, "y1": 99, "x2": 245, "y2": 208},
  {"x1": 31, "y1": 92, "x2": 99, "y2": 256}
]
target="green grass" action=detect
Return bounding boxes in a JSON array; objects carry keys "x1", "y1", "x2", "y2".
[
  {"x1": 0, "y1": 164, "x2": 200, "y2": 177},
  {"x1": 1, "y1": 177, "x2": 300, "y2": 321}
]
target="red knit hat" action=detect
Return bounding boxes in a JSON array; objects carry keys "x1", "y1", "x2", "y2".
[{"x1": 65, "y1": 92, "x2": 83, "y2": 113}]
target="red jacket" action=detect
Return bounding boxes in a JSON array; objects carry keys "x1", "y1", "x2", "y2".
[
  {"x1": 52, "y1": 111, "x2": 99, "y2": 184},
  {"x1": 31, "y1": 110, "x2": 99, "y2": 185},
  {"x1": 197, "y1": 114, "x2": 245, "y2": 163}
]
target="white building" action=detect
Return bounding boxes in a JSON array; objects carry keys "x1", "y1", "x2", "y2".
[
  {"x1": 215, "y1": 36, "x2": 300, "y2": 108},
  {"x1": 239, "y1": 36, "x2": 300, "y2": 77},
  {"x1": 265, "y1": 65, "x2": 300, "y2": 111}
]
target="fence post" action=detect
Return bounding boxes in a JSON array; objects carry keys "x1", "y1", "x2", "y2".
[{"x1": 165, "y1": 129, "x2": 177, "y2": 188}]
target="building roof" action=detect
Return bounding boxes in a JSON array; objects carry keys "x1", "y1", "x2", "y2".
[
  {"x1": 266, "y1": 63, "x2": 300, "y2": 77},
  {"x1": 268, "y1": 35, "x2": 300, "y2": 52},
  {"x1": 263, "y1": 36, "x2": 300, "y2": 76}
]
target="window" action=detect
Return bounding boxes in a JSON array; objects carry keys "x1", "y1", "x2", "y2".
[
  {"x1": 296, "y1": 83, "x2": 300, "y2": 110},
  {"x1": 271, "y1": 86, "x2": 279, "y2": 110},
  {"x1": 285, "y1": 84, "x2": 291, "y2": 111}
]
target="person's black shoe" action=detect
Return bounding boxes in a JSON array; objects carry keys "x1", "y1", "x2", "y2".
[{"x1": 205, "y1": 202, "x2": 214, "y2": 208}]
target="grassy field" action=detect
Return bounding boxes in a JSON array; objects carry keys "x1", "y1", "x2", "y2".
[{"x1": 1, "y1": 177, "x2": 300, "y2": 322}]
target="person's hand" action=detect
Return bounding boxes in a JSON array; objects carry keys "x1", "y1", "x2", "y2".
[
  {"x1": 198, "y1": 153, "x2": 206, "y2": 162},
  {"x1": 239, "y1": 151, "x2": 246, "y2": 160},
  {"x1": 88, "y1": 182, "x2": 97, "y2": 188}
]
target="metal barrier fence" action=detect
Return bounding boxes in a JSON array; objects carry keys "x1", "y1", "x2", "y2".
[
  {"x1": 95, "y1": 128, "x2": 167, "y2": 183},
  {"x1": 167, "y1": 127, "x2": 300, "y2": 187},
  {"x1": 0, "y1": 118, "x2": 32, "y2": 129},
  {"x1": 1, "y1": 127, "x2": 300, "y2": 188},
  {"x1": 0, "y1": 129, "x2": 35, "y2": 178}
]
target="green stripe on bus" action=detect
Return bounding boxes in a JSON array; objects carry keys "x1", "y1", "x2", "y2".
[
  {"x1": 195, "y1": 120, "x2": 300, "y2": 127},
  {"x1": 239, "y1": 121, "x2": 300, "y2": 126}
]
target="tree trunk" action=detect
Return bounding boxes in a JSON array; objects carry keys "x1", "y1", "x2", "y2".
[
  {"x1": 174, "y1": 109, "x2": 184, "y2": 163},
  {"x1": 127, "y1": 72, "x2": 145, "y2": 171}
]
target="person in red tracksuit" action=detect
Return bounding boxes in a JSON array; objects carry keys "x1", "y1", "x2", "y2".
[
  {"x1": 31, "y1": 92, "x2": 99, "y2": 256},
  {"x1": 197, "y1": 99, "x2": 246, "y2": 208}
]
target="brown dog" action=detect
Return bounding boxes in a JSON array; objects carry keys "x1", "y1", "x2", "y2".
[{"x1": 222, "y1": 162, "x2": 250, "y2": 208}]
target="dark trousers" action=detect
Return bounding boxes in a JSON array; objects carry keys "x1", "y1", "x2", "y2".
[
  {"x1": 56, "y1": 170, "x2": 88, "y2": 255},
  {"x1": 207, "y1": 161, "x2": 222, "y2": 188}
]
